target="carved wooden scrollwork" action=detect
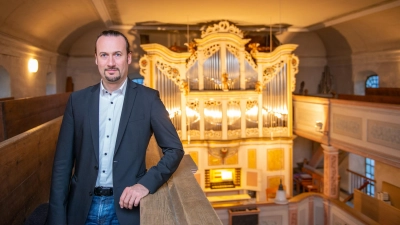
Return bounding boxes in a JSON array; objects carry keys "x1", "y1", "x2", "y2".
[
  {"x1": 201, "y1": 21, "x2": 244, "y2": 38},
  {"x1": 139, "y1": 55, "x2": 150, "y2": 76},
  {"x1": 262, "y1": 61, "x2": 285, "y2": 86},
  {"x1": 155, "y1": 60, "x2": 189, "y2": 94},
  {"x1": 203, "y1": 44, "x2": 220, "y2": 59}
]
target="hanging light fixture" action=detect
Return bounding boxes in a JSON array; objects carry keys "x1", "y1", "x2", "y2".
[{"x1": 274, "y1": 179, "x2": 288, "y2": 204}]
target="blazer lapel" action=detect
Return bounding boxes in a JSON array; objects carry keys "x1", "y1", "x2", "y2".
[
  {"x1": 114, "y1": 80, "x2": 137, "y2": 155},
  {"x1": 89, "y1": 84, "x2": 100, "y2": 163}
]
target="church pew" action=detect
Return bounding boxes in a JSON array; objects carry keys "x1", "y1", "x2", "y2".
[{"x1": 0, "y1": 93, "x2": 70, "y2": 142}]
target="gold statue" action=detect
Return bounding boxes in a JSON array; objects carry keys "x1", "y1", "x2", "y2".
[
  {"x1": 255, "y1": 81, "x2": 263, "y2": 93},
  {"x1": 184, "y1": 41, "x2": 197, "y2": 54},
  {"x1": 221, "y1": 73, "x2": 229, "y2": 91},
  {"x1": 180, "y1": 81, "x2": 189, "y2": 95},
  {"x1": 248, "y1": 43, "x2": 260, "y2": 54}
]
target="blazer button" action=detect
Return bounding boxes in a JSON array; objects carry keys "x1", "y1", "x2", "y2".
[
  {"x1": 89, "y1": 191, "x2": 93, "y2": 196},
  {"x1": 94, "y1": 166, "x2": 99, "y2": 170}
]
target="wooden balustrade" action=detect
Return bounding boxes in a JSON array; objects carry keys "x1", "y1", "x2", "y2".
[
  {"x1": 337, "y1": 94, "x2": 400, "y2": 104},
  {"x1": 343, "y1": 169, "x2": 376, "y2": 203},
  {"x1": 0, "y1": 117, "x2": 62, "y2": 225},
  {"x1": 142, "y1": 137, "x2": 222, "y2": 224},
  {"x1": 0, "y1": 93, "x2": 70, "y2": 141},
  {"x1": 0, "y1": 117, "x2": 221, "y2": 224}
]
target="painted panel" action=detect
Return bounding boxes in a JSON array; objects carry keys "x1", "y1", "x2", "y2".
[
  {"x1": 248, "y1": 149, "x2": 257, "y2": 169},
  {"x1": 332, "y1": 113, "x2": 362, "y2": 140},
  {"x1": 267, "y1": 148, "x2": 284, "y2": 171},
  {"x1": 367, "y1": 120, "x2": 400, "y2": 150}
]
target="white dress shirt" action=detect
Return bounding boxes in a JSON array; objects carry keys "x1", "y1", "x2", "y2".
[{"x1": 96, "y1": 79, "x2": 127, "y2": 187}]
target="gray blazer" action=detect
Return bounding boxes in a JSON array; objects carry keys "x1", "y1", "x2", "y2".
[{"x1": 47, "y1": 80, "x2": 184, "y2": 225}]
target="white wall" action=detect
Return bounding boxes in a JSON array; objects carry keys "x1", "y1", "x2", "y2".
[{"x1": 0, "y1": 34, "x2": 68, "y2": 98}]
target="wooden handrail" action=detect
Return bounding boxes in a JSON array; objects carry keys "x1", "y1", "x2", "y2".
[
  {"x1": 0, "y1": 117, "x2": 62, "y2": 224},
  {"x1": 141, "y1": 137, "x2": 222, "y2": 224},
  {"x1": 344, "y1": 169, "x2": 376, "y2": 203},
  {"x1": 342, "y1": 180, "x2": 370, "y2": 203},
  {"x1": 0, "y1": 93, "x2": 70, "y2": 141},
  {"x1": 346, "y1": 169, "x2": 376, "y2": 184}
]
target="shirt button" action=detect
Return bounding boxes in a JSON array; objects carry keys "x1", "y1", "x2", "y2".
[
  {"x1": 107, "y1": 135, "x2": 109, "y2": 138},
  {"x1": 105, "y1": 153, "x2": 107, "y2": 155},
  {"x1": 111, "y1": 102, "x2": 113, "y2": 104},
  {"x1": 103, "y1": 170, "x2": 105, "y2": 173},
  {"x1": 108, "y1": 118, "x2": 111, "y2": 121}
]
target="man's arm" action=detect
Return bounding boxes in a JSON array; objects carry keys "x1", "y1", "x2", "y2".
[
  {"x1": 47, "y1": 96, "x2": 76, "y2": 224},
  {"x1": 119, "y1": 91, "x2": 184, "y2": 209}
]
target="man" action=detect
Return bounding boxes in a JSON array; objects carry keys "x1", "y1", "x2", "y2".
[{"x1": 47, "y1": 30, "x2": 184, "y2": 225}]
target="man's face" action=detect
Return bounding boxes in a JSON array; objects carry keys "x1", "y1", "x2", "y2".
[{"x1": 95, "y1": 35, "x2": 131, "y2": 88}]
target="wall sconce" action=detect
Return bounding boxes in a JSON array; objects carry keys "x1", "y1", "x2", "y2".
[
  {"x1": 28, "y1": 58, "x2": 38, "y2": 73},
  {"x1": 315, "y1": 121, "x2": 323, "y2": 132}
]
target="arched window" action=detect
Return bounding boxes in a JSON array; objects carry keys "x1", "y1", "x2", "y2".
[
  {"x1": 0, "y1": 66, "x2": 11, "y2": 98},
  {"x1": 365, "y1": 75, "x2": 379, "y2": 88}
]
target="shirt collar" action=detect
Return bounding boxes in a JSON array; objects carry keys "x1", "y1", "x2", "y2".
[{"x1": 100, "y1": 78, "x2": 128, "y2": 96}]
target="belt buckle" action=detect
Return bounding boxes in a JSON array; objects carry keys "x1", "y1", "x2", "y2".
[{"x1": 94, "y1": 186, "x2": 113, "y2": 196}]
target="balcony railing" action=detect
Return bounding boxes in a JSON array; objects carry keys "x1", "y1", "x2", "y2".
[{"x1": 293, "y1": 95, "x2": 400, "y2": 168}]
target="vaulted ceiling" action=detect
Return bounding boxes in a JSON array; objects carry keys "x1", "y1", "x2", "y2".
[{"x1": 0, "y1": 0, "x2": 399, "y2": 55}]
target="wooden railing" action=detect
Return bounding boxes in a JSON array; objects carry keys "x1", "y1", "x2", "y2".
[
  {"x1": 142, "y1": 137, "x2": 222, "y2": 224},
  {"x1": 0, "y1": 116, "x2": 221, "y2": 224},
  {"x1": 0, "y1": 93, "x2": 70, "y2": 141},
  {"x1": 0, "y1": 117, "x2": 62, "y2": 225},
  {"x1": 213, "y1": 193, "x2": 380, "y2": 225},
  {"x1": 343, "y1": 169, "x2": 376, "y2": 203}
]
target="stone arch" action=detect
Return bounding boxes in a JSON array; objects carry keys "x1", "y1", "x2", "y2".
[
  {"x1": 46, "y1": 72, "x2": 56, "y2": 95},
  {"x1": 0, "y1": 66, "x2": 11, "y2": 98}
]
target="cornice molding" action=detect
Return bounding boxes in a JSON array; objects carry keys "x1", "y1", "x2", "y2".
[
  {"x1": 307, "y1": 0, "x2": 400, "y2": 31},
  {"x1": 0, "y1": 33, "x2": 60, "y2": 59}
]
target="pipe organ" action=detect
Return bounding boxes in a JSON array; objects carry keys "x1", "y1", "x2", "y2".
[{"x1": 140, "y1": 21, "x2": 299, "y2": 202}]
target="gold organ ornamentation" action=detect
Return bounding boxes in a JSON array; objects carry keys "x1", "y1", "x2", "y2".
[{"x1": 139, "y1": 21, "x2": 298, "y2": 141}]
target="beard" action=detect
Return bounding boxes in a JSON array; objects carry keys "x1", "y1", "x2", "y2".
[{"x1": 104, "y1": 68, "x2": 121, "y2": 82}]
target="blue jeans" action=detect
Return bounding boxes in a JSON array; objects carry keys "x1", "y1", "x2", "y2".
[{"x1": 85, "y1": 196, "x2": 119, "y2": 225}]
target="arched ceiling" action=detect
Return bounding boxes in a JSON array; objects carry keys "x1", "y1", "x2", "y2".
[{"x1": 0, "y1": 0, "x2": 399, "y2": 54}]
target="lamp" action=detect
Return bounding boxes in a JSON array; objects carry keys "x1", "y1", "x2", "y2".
[
  {"x1": 28, "y1": 58, "x2": 38, "y2": 73},
  {"x1": 274, "y1": 179, "x2": 288, "y2": 204}
]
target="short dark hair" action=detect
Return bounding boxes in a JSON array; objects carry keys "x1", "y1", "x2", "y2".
[{"x1": 95, "y1": 30, "x2": 131, "y2": 54}]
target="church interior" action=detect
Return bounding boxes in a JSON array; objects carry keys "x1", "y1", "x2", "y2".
[{"x1": 1, "y1": 0, "x2": 400, "y2": 224}]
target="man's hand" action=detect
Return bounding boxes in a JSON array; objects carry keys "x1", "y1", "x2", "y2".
[{"x1": 119, "y1": 183, "x2": 149, "y2": 209}]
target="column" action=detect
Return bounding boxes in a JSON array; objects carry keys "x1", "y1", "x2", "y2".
[
  {"x1": 322, "y1": 144, "x2": 340, "y2": 199},
  {"x1": 288, "y1": 203, "x2": 298, "y2": 225}
]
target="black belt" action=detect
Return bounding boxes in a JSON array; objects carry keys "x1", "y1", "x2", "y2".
[{"x1": 94, "y1": 187, "x2": 113, "y2": 196}]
